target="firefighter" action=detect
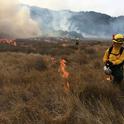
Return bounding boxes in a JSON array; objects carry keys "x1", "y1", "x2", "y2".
[
  {"x1": 103, "y1": 34, "x2": 124, "y2": 85},
  {"x1": 75, "y1": 38, "x2": 79, "y2": 50}
]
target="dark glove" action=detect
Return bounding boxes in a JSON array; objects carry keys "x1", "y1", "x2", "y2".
[{"x1": 106, "y1": 61, "x2": 113, "y2": 68}]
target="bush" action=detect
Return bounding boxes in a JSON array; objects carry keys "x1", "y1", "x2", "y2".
[{"x1": 34, "y1": 58, "x2": 47, "y2": 71}]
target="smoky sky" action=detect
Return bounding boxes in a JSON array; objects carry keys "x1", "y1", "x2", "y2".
[
  {"x1": 0, "y1": 0, "x2": 41, "y2": 38},
  {"x1": 20, "y1": 0, "x2": 124, "y2": 16}
]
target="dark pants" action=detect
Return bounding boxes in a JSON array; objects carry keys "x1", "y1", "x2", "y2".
[{"x1": 111, "y1": 65, "x2": 123, "y2": 84}]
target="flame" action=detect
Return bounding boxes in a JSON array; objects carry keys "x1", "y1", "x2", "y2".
[
  {"x1": 106, "y1": 75, "x2": 112, "y2": 81},
  {"x1": 0, "y1": 39, "x2": 16, "y2": 46},
  {"x1": 51, "y1": 57, "x2": 56, "y2": 64},
  {"x1": 59, "y1": 58, "x2": 70, "y2": 92}
]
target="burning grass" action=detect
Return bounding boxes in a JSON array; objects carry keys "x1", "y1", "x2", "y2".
[{"x1": 0, "y1": 39, "x2": 124, "y2": 124}]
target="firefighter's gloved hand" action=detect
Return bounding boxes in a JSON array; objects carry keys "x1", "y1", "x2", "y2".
[{"x1": 106, "y1": 61, "x2": 113, "y2": 67}]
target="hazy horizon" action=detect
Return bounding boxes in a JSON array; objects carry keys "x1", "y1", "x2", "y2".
[
  {"x1": 0, "y1": 0, "x2": 124, "y2": 38},
  {"x1": 20, "y1": 0, "x2": 124, "y2": 17}
]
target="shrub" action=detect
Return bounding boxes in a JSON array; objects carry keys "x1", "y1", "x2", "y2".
[{"x1": 34, "y1": 58, "x2": 47, "y2": 71}]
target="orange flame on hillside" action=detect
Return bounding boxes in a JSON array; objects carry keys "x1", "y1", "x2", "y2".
[
  {"x1": 0, "y1": 39, "x2": 16, "y2": 46},
  {"x1": 59, "y1": 58, "x2": 70, "y2": 92}
]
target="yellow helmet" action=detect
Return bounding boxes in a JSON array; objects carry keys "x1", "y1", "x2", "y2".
[{"x1": 112, "y1": 34, "x2": 124, "y2": 43}]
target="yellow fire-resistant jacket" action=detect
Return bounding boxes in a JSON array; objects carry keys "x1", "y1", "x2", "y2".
[{"x1": 103, "y1": 46, "x2": 124, "y2": 65}]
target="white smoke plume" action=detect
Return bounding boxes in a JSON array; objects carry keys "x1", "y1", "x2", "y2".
[{"x1": 0, "y1": 0, "x2": 41, "y2": 38}]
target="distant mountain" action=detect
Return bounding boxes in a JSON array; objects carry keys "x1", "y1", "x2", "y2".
[{"x1": 30, "y1": 6, "x2": 124, "y2": 38}]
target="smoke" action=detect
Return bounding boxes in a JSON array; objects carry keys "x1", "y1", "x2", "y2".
[
  {"x1": 51, "y1": 11, "x2": 71, "y2": 31},
  {"x1": 0, "y1": 0, "x2": 41, "y2": 38},
  {"x1": 30, "y1": 6, "x2": 124, "y2": 38}
]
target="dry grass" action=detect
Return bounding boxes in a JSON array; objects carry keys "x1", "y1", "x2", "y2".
[{"x1": 0, "y1": 39, "x2": 124, "y2": 124}]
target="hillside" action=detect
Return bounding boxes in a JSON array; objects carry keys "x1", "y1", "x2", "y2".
[
  {"x1": 0, "y1": 38, "x2": 124, "y2": 124},
  {"x1": 30, "y1": 6, "x2": 124, "y2": 38}
]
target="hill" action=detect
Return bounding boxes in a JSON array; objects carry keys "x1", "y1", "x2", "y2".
[{"x1": 30, "y1": 6, "x2": 124, "y2": 38}]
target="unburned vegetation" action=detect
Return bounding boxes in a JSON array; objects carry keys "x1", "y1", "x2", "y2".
[{"x1": 0, "y1": 38, "x2": 124, "y2": 124}]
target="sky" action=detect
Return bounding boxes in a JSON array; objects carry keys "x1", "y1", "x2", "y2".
[{"x1": 19, "y1": 0, "x2": 124, "y2": 16}]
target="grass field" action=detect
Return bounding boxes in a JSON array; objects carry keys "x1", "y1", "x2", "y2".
[{"x1": 0, "y1": 38, "x2": 124, "y2": 124}]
